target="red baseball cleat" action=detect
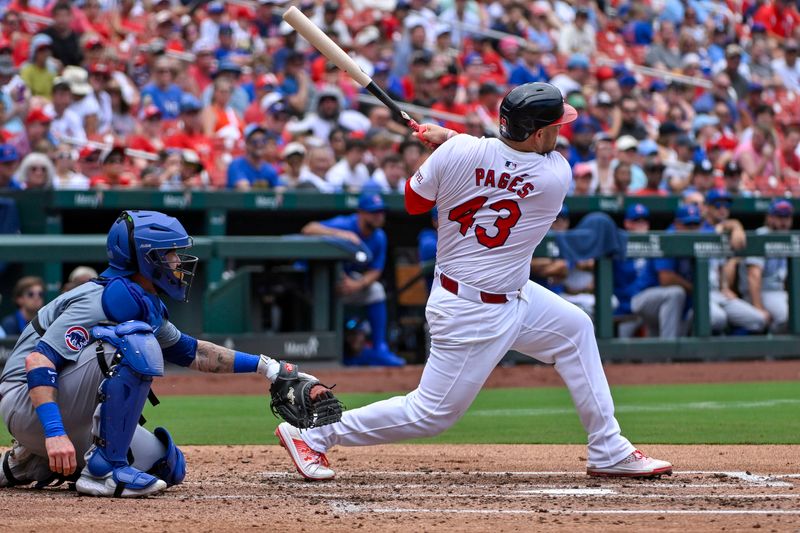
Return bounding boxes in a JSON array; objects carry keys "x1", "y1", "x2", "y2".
[{"x1": 274, "y1": 423, "x2": 335, "y2": 481}]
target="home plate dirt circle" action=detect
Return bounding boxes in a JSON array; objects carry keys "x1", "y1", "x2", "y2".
[{"x1": 2, "y1": 444, "x2": 798, "y2": 532}]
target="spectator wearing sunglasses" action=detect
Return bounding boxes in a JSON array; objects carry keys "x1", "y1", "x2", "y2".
[
  {"x1": 52, "y1": 145, "x2": 89, "y2": 190},
  {"x1": 17, "y1": 151, "x2": 54, "y2": 189},
  {"x1": 1, "y1": 276, "x2": 45, "y2": 336},
  {"x1": 226, "y1": 124, "x2": 281, "y2": 191}
]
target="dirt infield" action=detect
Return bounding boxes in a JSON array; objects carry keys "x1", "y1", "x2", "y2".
[
  {"x1": 2, "y1": 444, "x2": 799, "y2": 531},
  {"x1": 3, "y1": 360, "x2": 799, "y2": 531}
]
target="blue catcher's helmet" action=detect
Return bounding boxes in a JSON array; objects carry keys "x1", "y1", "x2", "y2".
[{"x1": 103, "y1": 211, "x2": 198, "y2": 302}]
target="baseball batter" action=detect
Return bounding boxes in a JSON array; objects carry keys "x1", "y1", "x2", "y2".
[
  {"x1": 276, "y1": 82, "x2": 672, "y2": 480},
  {"x1": 0, "y1": 210, "x2": 332, "y2": 497}
]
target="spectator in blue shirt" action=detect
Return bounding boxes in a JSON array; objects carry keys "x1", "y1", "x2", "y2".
[
  {"x1": 614, "y1": 204, "x2": 686, "y2": 338},
  {"x1": 418, "y1": 207, "x2": 438, "y2": 291},
  {"x1": 140, "y1": 57, "x2": 184, "y2": 119},
  {"x1": 508, "y1": 43, "x2": 549, "y2": 86},
  {"x1": 0, "y1": 144, "x2": 22, "y2": 189},
  {"x1": 227, "y1": 124, "x2": 282, "y2": 190},
  {"x1": 301, "y1": 192, "x2": 404, "y2": 366}
]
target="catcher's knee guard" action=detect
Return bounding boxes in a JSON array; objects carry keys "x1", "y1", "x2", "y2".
[
  {"x1": 129, "y1": 426, "x2": 186, "y2": 487},
  {"x1": 77, "y1": 322, "x2": 166, "y2": 497}
]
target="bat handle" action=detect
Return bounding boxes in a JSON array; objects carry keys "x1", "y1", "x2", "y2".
[{"x1": 404, "y1": 113, "x2": 421, "y2": 132}]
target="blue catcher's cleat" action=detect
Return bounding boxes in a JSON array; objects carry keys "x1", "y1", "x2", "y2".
[{"x1": 76, "y1": 446, "x2": 166, "y2": 498}]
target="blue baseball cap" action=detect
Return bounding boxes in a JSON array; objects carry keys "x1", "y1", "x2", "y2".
[
  {"x1": 180, "y1": 94, "x2": 202, "y2": 113},
  {"x1": 619, "y1": 74, "x2": 637, "y2": 88},
  {"x1": 358, "y1": 192, "x2": 385, "y2": 213},
  {"x1": 572, "y1": 116, "x2": 597, "y2": 134},
  {"x1": 768, "y1": 199, "x2": 794, "y2": 216},
  {"x1": 676, "y1": 204, "x2": 702, "y2": 225},
  {"x1": 637, "y1": 139, "x2": 659, "y2": 156},
  {"x1": 244, "y1": 123, "x2": 267, "y2": 139},
  {"x1": 214, "y1": 59, "x2": 242, "y2": 77},
  {"x1": 567, "y1": 53, "x2": 590, "y2": 69},
  {"x1": 705, "y1": 188, "x2": 732, "y2": 204},
  {"x1": 0, "y1": 144, "x2": 19, "y2": 163},
  {"x1": 625, "y1": 203, "x2": 650, "y2": 221}
]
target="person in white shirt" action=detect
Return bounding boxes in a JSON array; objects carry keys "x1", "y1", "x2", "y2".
[
  {"x1": 771, "y1": 40, "x2": 800, "y2": 93},
  {"x1": 52, "y1": 145, "x2": 90, "y2": 190},
  {"x1": 298, "y1": 144, "x2": 337, "y2": 193},
  {"x1": 325, "y1": 137, "x2": 371, "y2": 192},
  {"x1": 557, "y1": 7, "x2": 596, "y2": 56},
  {"x1": 44, "y1": 79, "x2": 86, "y2": 144}
]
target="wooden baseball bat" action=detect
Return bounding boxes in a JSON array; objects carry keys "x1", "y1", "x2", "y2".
[{"x1": 282, "y1": 6, "x2": 418, "y2": 128}]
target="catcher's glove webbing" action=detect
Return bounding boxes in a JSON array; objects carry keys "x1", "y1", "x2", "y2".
[{"x1": 269, "y1": 362, "x2": 344, "y2": 429}]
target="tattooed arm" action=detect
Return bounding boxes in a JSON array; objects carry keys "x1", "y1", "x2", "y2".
[
  {"x1": 190, "y1": 341, "x2": 236, "y2": 373},
  {"x1": 189, "y1": 340, "x2": 282, "y2": 382}
]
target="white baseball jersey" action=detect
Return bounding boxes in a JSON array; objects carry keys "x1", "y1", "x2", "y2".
[{"x1": 411, "y1": 134, "x2": 572, "y2": 293}]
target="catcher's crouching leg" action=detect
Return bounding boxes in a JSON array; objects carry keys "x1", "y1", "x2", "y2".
[
  {"x1": 76, "y1": 322, "x2": 168, "y2": 498},
  {"x1": 129, "y1": 426, "x2": 186, "y2": 487}
]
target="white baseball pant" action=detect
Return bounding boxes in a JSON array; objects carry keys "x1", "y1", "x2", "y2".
[{"x1": 302, "y1": 277, "x2": 636, "y2": 468}]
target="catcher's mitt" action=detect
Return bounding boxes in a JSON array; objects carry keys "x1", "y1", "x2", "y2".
[{"x1": 269, "y1": 362, "x2": 343, "y2": 429}]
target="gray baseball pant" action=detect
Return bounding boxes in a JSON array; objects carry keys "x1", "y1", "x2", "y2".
[{"x1": 630, "y1": 285, "x2": 687, "y2": 339}]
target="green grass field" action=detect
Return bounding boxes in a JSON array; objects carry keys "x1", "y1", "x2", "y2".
[{"x1": 2, "y1": 381, "x2": 799, "y2": 446}]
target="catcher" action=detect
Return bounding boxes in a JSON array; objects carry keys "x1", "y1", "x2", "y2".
[{"x1": 0, "y1": 210, "x2": 342, "y2": 497}]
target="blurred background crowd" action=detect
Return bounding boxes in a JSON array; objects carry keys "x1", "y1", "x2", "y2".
[{"x1": 0, "y1": 0, "x2": 798, "y2": 195}]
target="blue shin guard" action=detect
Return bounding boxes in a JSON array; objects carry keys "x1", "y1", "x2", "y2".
[{"x1": 77, "y1": 322, "x2": 167, "y2": 497}]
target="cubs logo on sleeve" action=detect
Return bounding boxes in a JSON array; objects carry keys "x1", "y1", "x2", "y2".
[{"x1": 64, "y1": 325, "x2": 90, "y2": 352}]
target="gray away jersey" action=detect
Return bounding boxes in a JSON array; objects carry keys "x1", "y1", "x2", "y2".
[{"x1": 1, "y1": 281, "x2": 183, "y2": 383}]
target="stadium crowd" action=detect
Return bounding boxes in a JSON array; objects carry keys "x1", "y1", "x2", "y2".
[
  {"x1": 0, "y1": 0, "x2": 798, "y2": 195},
  {"x1": 0, "y1": 0, "x2": 799, "y2": 358}
]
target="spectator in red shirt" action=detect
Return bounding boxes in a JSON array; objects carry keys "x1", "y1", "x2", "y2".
[
  {"x1": 779, "y1": 121, "x2": 800, "y2": 190},
  {"x1": 7, "y1": 0, "x2": 48, "y2": 35},
  {"x1": 470, "y1": 82, "x2": 502, "y2": 134},
  {"x1": 89, "y1": 144, "x2": 137, "y2": 188},
  {"x1": 187, "y1": 40, "x2": 216, "y2": 94},
  {"x1": 243, "y1": 73, "x2": 279, "y2": 125},
  {"x1": 401, "y1": 51, "x2": 432, "y2": 103},
  {"x1": 431, "y1": 74, "x2": 468, "y2": 134},
  {"x1": 164, "y1": 94, "x2": 215, "y2": 177},
  {"x1": 1, "y1": 13, "x2": 31, "y2": 67},
  {"x1": 127, "y1": 105, "x2": 165, "y2": 156},
  {"x1": 78, "y1": 0, "x2": 111, "y2": 41},
  {"x1": 753, "y1": 0, "x2": 800, "y2": 40}
]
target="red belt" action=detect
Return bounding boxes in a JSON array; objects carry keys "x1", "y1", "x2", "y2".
[{"x1": 439, "y1": 273, "x2": 510, "y2": 304}]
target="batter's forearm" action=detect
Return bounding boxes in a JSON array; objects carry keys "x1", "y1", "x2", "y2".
[{"x1": 191, "y1": 340, "x2": 236, "y2": 373}]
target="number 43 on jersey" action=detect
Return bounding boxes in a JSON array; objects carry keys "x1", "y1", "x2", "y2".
[{"x1": 448, "y1": 196, "x2": 521, "y2": 249}]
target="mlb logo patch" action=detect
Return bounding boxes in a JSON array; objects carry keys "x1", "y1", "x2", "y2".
[
  {"x1": 505, "y1": 161, "x2": 517, "y2": 170},
  {"x1": 64, "y1": 326, "x2": 90, "y2": 352}
]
